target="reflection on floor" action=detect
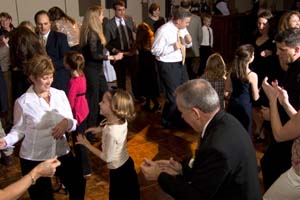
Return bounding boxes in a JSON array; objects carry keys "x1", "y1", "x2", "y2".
[{"x1": 0, "y1": 104, "x2": 267, "y2": 200}]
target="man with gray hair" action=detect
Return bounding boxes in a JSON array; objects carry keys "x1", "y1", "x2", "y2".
[
  {"x1": 141, "y1": 79, "x2": 261, "y2": 199},
  {"x1": 151, "y1": 7, "x2": 192, "y2": 128}
]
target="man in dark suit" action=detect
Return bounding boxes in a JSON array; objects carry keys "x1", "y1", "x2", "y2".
[
  {"x1": 141, "y1": 79, "x2": 261, "y2": 200},
  {"x1": 104, "y1": 0, "x2": 138, "y2": 96},
  {"x1": 34, "y1": 10, "x2": 70, "y2": 94}
]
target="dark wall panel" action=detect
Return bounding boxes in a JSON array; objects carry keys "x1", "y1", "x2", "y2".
[
  {"x1": 105, "y1": 0, "x2": 127, "y2": 9},
  {"x1": 78, "y1": 0, "x2": 101, "y2": 16}
]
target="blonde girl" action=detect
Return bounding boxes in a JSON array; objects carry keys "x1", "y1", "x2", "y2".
[{"x1": 76, "y1": 89, "x2": 140, "y2": 200}]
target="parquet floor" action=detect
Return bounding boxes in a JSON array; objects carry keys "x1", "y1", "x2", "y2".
[{"x1": 0, "y1": 102, "x2": 267, "y2": 199}]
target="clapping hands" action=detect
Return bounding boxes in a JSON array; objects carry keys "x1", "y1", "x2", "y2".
[{"x1": 140, "y1": 157, "x2": 182, "y2": 181}]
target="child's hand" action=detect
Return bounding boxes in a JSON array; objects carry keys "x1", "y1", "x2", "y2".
[
  {"x1": 85, "y1": 126, "x2": 102, "y2": 134},
  {"x1": 76, "y1": 134, "x2": 90, "y2": 147}
]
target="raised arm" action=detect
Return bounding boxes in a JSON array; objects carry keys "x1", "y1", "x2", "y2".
[{"x1": 262, "y1": 77, "x2": 300, "y2": 142}]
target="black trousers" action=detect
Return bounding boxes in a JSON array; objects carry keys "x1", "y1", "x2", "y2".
[
  {"x1": 113, "y1": 55, "x2": 139, "y2": 97},
  {"x1": 84, "y1": 64, "x2": 108, "y2": 127},
  {"x1": 199, "y1": 45, "x2": 212, "y2": 76},
  {"x1": 109, "y1": 157, "x2": 140, "y2": 200},
  {"x1": 157, "y1": 61, "x2": 189, "y2": 125},
  {"x1": 20, "y1": 153, "x2": 86, "y2": 200},
  {"x1": 260, "y1": 139, "x2": 293, "y2": 190},
  {"x1": 71, "y1": 118, "x2": 92, "y2": 176}
]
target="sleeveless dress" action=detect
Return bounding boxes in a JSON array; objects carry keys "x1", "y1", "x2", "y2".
[{"x1": 227, "y1": 73, "x2": 252, "y2": 136}]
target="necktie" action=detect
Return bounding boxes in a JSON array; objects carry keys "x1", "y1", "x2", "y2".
[
  {"x1": 177, "y1": 31, "x2": 186, "y2": 65},
  {"x1": 207, "y1": 27, "x2": 212, "y2": 47},
  {"x1": 119, "y1": 19, "x2": 129, "y2": 51},
  {"x1": 40, "y1": 36, "x2": 46, "y2": 47}
]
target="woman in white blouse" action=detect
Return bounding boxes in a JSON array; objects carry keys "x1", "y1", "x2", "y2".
[{"x1": 0, "y1": 55, "x2": 85, "y2": 200}]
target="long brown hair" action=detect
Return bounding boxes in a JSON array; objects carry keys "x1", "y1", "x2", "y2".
[
  {"x1": 48, "y1": 6, "x2": 76, "y2": 25},
  {"x1": 9, "y1": 27, "x2": 46, "y2": 71},
  {"x1": 230, "y1": 44, "x2": 254, "y2": 82},
  {"x1": 135, "y1": 23, "x2": 154, "y2": 51},
  {"x1": 204, "y1": 53, "x2": 226, "y2": 80}
]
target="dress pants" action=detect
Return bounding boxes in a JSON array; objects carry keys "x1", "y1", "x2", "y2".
[
  {"x1": 71, "y1": 118, "x2": 92, "y2": 176},
  {"x1": 199, "y1": 45, "x2": 212, "y2": 76},
  {"x1": 20, "y1": 152, "x2": 86, "y2": 200},
  {"x1": 113, "y1": 55, "x2": 139, "y2": 97},
  {"x1": 157, "y1": 61, "x2": 189, "y2": 126},
  {"x1": 261, "y1": 138, "x2": 293, "y2": 190},
  {"x1": 84, "y1": 63, "x2": 108, "y2": 127}
]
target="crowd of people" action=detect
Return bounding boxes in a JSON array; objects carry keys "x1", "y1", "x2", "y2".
[{"x1": 1, "y1": 0, "x2": 300, "y2": 199}]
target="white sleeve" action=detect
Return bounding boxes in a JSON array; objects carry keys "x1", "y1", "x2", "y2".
[
  {"x1": 151, "y1": 29, "x2": 176, "y2": 57},
  {"x1": 5, "y1": 101, "x2": 25, "y2": 146},
  {"x1": 179, "y1": 28, "x2": 193, "y2": 48},
  {"x1": 59, "y1": 90, "x2": 77, "y2": 132}
]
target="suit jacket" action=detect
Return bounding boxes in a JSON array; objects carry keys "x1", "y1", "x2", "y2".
[
  {"x1": 186, "y1": 14, "x2": 202, "y2": 57},
  {"x1": 46, "y1": 31, "x2": 70, "y2": 93},
  {"x1": 158, "y1": 111, "x2": 261, "y2": 200},
  {"x1": 104, "y1": 16, "x2": 136, "y2": 54}
]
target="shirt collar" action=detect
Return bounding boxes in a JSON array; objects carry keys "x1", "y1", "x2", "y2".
[
  {"x1": 24, "y1": 85, "x2": 52, "y2": 103},
  {"x1": 115, "y1": 17, "x2": 125, "y2": 26},
  {"x1": 40, "y1": 30, "x2": 50, "y2": 40}
]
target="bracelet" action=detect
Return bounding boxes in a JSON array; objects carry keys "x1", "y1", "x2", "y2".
[{"x1": 29, "y1": 173, "x2": 36, "y2": 185}]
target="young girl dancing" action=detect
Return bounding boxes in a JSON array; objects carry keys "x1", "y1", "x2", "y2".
[
  {"x1": 76, "y1": 89, "x2": 140, "y2": 200},
  {"x1": 64, "y1": 51, "x2": 91, "y2": 177}
]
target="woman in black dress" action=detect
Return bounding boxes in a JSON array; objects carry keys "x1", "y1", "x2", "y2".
[
  {"x1": 135, "y1": 23, "x2": 160, "y2": 112},
  {"x1": 143, "y1": 3, "x2": 165, "y2": 33}
]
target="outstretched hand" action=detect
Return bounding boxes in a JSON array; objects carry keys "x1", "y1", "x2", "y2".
[
  {"x1": 156, "y1": 157, "x2": 182, "y2": 176},
  {"x1": 76, "y1": 134, "x2": 91, "y2": 147},
  {"x1": 0, "y1": 138, "x2": 7, "y2": 150},
  {"x1": 277, "y1": 86, "x2": 289, "y2": 107},
  {"x1": 140, "y1": 158, "x2": 162, "y2": 181},
  {"x1": 52, "y1": 119, "x2": 68, "y2": 139},
  {"x1": 33, "y1": 157, "x2": 61, "y2": 178},
  {"x1": 262, "y1": 77, "x2": 279, "y2": 103}
]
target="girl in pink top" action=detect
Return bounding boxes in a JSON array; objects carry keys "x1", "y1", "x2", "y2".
[{"x1": 64, "y1": 51, "x2": 91, "y2": 177}]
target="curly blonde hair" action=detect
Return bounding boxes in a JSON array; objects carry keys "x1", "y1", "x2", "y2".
[{"x1": 107, "y1": 90, "x2": 136, "y2": 122}]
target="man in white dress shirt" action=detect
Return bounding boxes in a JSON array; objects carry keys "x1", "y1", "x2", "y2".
[
  {"x1": 151, "y1": 7, "x2": 192, "y2": 128},
  {"x1": 181, "y1": 0, "x2": 203, "y2": 79}
]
